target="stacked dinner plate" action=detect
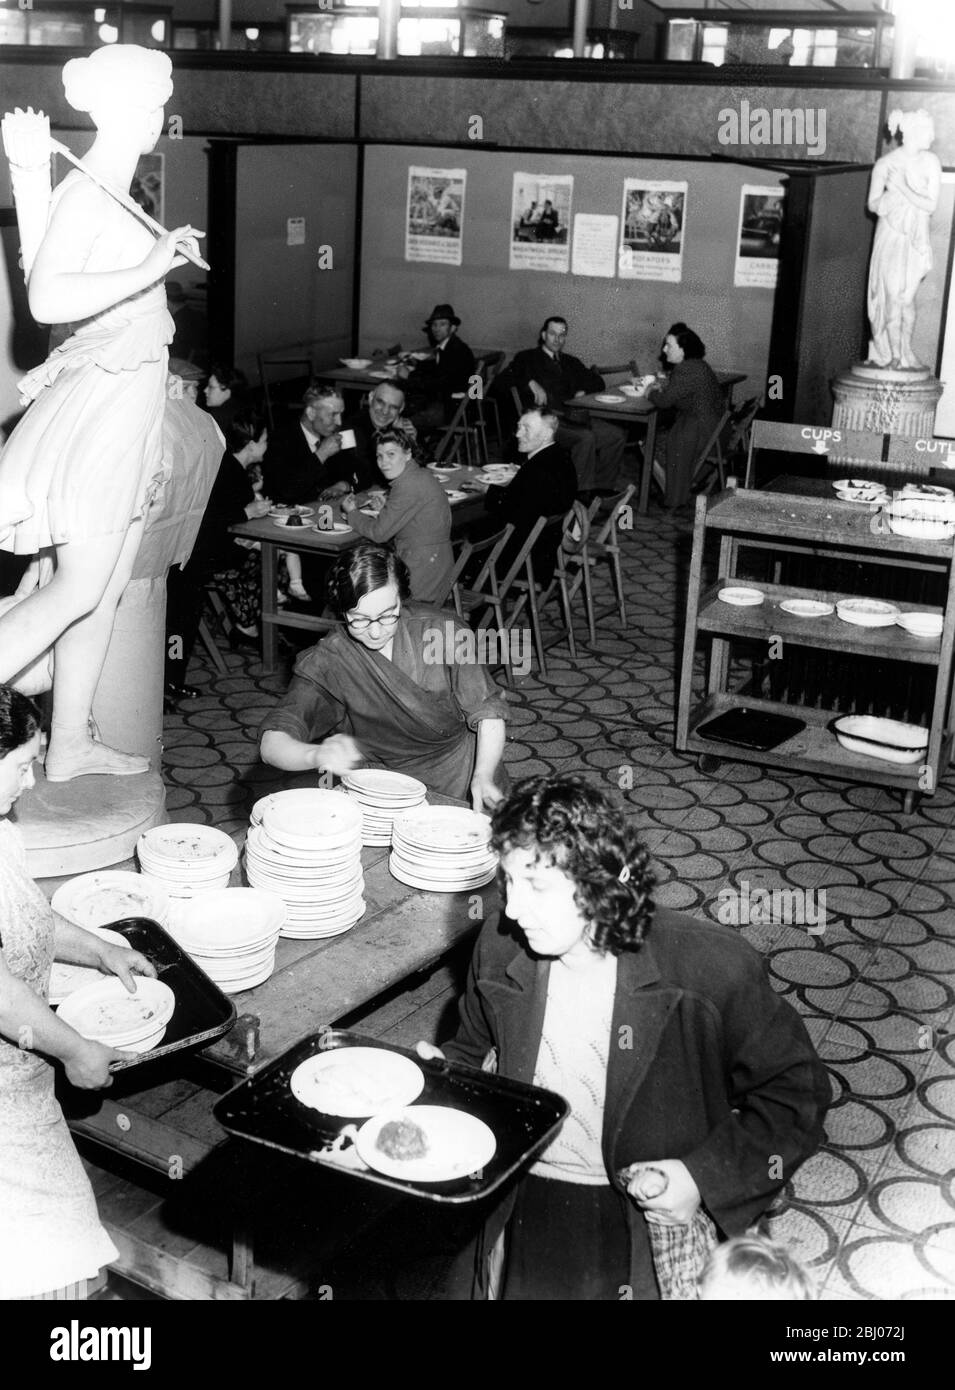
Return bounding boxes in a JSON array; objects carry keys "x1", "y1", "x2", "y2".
[
  {"x1": 245, "y1": 789, "x2": 365, "y2": 940},
  {"x1": 166, "y1": 888, "x2": 285, "y2": 994},
  {"x1": 48, "y1": 926, "x2": 132, "y2": 1007},
  {"x1": 390, "y1": 806, "x2": 498, "y2": 892},
  {"x1": 57, "y1": 976, "x2": 176, "y2": 1053},
  {"x1": 137, "y1": 824, "x2": 239, "y2": 898},
  {"x1": 51, "y1": 869, "x2": 170, "y2": 930},
  {"x1": 341, "y1": 769, "x2": 428, "y2": 846}
]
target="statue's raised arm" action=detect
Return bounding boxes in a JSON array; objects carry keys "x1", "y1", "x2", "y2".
[
  {"x1": 866, "y1": 108, "x2": 942, "y2": 372},
  {"x1": 0, "y1": 46, "x2": 203, "y2": 782}
]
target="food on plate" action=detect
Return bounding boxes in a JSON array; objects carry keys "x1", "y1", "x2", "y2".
[
  {"x1": 375, "y1": 1117, "x2": 429, "y2": 1161},
  {"x1": 286, "y1": 512, "x2": 304, "y2": 527}
]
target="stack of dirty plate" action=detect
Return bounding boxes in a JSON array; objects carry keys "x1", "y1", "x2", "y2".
[
  {"x1": 245, "y1": 789, "x2": 365, "y2": 940},
  {"x1": 341, "y1": 769, "x2": 428, "y2": 846},
  {"x1": 56, "y1": 977, "x2": 176, "y2": 1053},
  {"x1": 137, "y1": 824, "x2": 239, "y2": 898},
  {"x1": 167, "y1": 888, "x2": 286, "y2": 994},
  {"x1": 48, "y1": 926, "x2": 132, "y2": 1007},
  {"x1": 49, "y1": 870, "x2": 171, "y2": 1007},
  {"x1": 390, "y1": 806, "x2": 498, "y2": 892}
]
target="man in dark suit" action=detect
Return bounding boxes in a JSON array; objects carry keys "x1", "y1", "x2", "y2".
[
  {"x1": 262, "y1": 384, "x2": 348, "y2": 505},
  {"x1": 478, "y1": 408, "x2": 578, "y2": 585},
  {"x1": 506, "y1": 315, "x2": 626, "y2": 493},
  {"x1": 398, "y1": 303, "x2": 475, "y2": 432}
]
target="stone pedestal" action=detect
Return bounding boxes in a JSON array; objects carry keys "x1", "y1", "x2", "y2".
[
  {"x1": 832, "y1": 364, "x2": 944, "y2": 438},
  {"x1": 16, "y1": 767, "x2": 166, "y2": 879}
]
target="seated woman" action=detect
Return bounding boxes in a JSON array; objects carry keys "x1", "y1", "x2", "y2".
[
  {"x1": 201, "y1": 362, "x2": 248, "y2": 437},
  {"x1": 424, "y1": 774, "x2": 829, "y2": 1301},
  {"x1": 259, "y1": 542, "x2": 507, "y2": 811},
  {"x1": 165, "y1": 408, "x2": 272, "y2": 699},
  {"x1": 644, "y1": 326, "x2": 723, "y2": 509},
  {"x1": 340, "y1": 422, "x2": 453, "y2": 605},
  {"x1": 0, "y1": 684, "x2": 156, "y2": 1298}
]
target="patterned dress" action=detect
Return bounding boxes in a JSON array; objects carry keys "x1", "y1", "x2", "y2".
[{"x1": 0, "y1": 819, "x2": 117, "y2": 1297}]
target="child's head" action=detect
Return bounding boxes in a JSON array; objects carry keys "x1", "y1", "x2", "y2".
[{"x1": 699, "y1": 1236, "x2": 816, "y2": 1301}]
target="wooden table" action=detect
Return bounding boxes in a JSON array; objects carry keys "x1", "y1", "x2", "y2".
[
  {"x1": 314, "y1": 351, "x2": 503, "y2": 396},
  {"x1": 58, "y1": 794, "x2": 488, "y2": 1299},
  {"x1": 230, "y1": 466, "x2": 489, "y2": 672},
  {"x1": 573, "y1": 370, "x2": 747, "y2": 513}
]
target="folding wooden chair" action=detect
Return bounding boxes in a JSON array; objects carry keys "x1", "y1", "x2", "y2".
[
  {"x1": 200, "y1": 583, "x2": 232, "y2": 675},
  {"x1": 510, "y1": 504, "x2": 595, "y2": 661},
  {"x1": 257, "y1": 353, "x2": 312, "y2": 435},
  {"x1": 501, "y1": 512, "x2": 577, "y2": 678},
  {"x1": 690, "y1": 409, "x2": 731, "y2": 495},
  {"x1": 451, "y1": 524, "x2": 516, "y2": 680},
  {"x1": 578, "y1": 483, "x2": 636, "y2": 629},
  {"x1": 432, "y1": 393, "x2": 473, "y2": 466},
  {"x1": 477, "y1": 351, "x2": 506, "y2": 452}
]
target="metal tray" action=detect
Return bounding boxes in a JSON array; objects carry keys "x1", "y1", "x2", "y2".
[
  {"x1": 213, "y1": 1029, "x2": 568, "y2": 1204},
  {"x1": 62, "y1": 916, "x2": 237, "y2": 1072}
]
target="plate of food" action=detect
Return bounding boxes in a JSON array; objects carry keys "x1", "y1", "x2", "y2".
[
  {"x1": 272, "y1": 513, "x2": 311, "y2": 529},
  {"x1": 290, "y1": 1047, "x2": 424, "y2": 1118},
  {"x1": 56, "y1": 976, "x2": 176, "y2": 1051},
  {"x1": 269, "y1": 505, "x2": 314, "y2": 518},
  {"x1": 427, "y1": 462, "x2": 460, "y2": 473},
  {"x1": 312, "y1": 521, "x2": 352, "y2": 534},
  {"x1": 593, "y1": 393, "x2": 624, "y2": 404},
  {"x1": 445, "y1": 489, "x2": 468, "y2": 502},
  {"x1": 339, "y1": 358, "x2": 373, "y2": 370},
  {"x1": 355, "y1": 1105, "x2": 497, "y2": 1182}
]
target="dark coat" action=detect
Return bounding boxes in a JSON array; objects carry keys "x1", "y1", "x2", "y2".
[
  {"x1": 650, "y1": 359, "x2": 724, "y2": 507},
  {"x1": 262, "y1": 420, "x2": 339, "y2": 505},
  {"x1": 405, "y1": 333, "x2": 476, "y2": 410},
  {"x1": 442, "y1": 907, "x2": 830, "y2": 1299},
  {"x1": 507, "y1": 346, "x2": 604, "y2": 415},
  {"x1": 191, "y1": 450, "x2": 255, "y2": 574},
  {"x1": 483, "y1": 441, "x2": 578, "y2": 584}
]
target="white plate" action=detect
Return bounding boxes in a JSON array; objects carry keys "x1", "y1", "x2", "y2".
[
  {"x1": 139, "y1": 824, "x2": 238, "y2": 866},
  {"x1": 261, "y1": 789, "x2": 362, "y2": 842},
  {"x1": 717, "y1": 587, "x2": 764, "y2": 607},
  {"x1": 168, "y1": 888, "x2": 285, "y2": 952},
  {"x1": 901, "y1": 484, "x2": 953, "y2": 500},
  {"x1": 832, "y1": 715, "x2": 929, "y2": 765},
  {"x1": 391, "y1": 807, "x2": 491, "y2": 850},
  {"x1": 356, "y1": 1105, "x2": 496, "y2": 1182},
  {"x1": 779, "y1": 599, "x2": 835, "y2": 618},
  {"x1": 311, "y1": 521, "x2": 352, "y2": 534},
  {"x1": 47, "y1": 928, "x2": 132, "y2": 1006},
  {"x1": 340, "y1": 358, "x2": 373, "y2": 370},
  {"x1": 836, "y1": 598, "x2": 900, "y2": 628},
  {"x1": 618, "y1": 384, "x2": 641, "y2": 397},
  {"x1": 290, "y1": 1047, "x2": 424, "y2": 1117},
  {"x1": 57, "y1": 977, "x2": 175, "y2": 1046},
  {"x1": 445, "y1": 489, "x2": 468, "y2": 502},
  {"x1": 268, "y1": 505, "x2": 314, "y2": 518},
  {"x1": 896, "y1": 611, "x2": 944, "y2": 638},
  {"x1": 51, "y1": 872, "x2": 169, "y2": 929},
  {"x1": 342, "y1": 769, "x2": 427, "y2": 800},
  {"x1": 593, "y1": 393, "x2": 624, "y2": 404},
  {"x1": 427, "y1": 463, "x2": 460, "y2": 474},
  {"x1": 271, "y1": 515, "x2": 312, "y2": 529}
]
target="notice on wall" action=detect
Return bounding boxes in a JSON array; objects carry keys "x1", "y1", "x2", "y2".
[
  {"x1": 734, "y1": 184, "x2": 785, "y2": 288},
  {"x1": 510, "y1": 172, "x2": 574, "y2": 273},
  {"x1": 571, "y1": 213, "x2": 618, "y2": 278},
  {"x1": 406, "y1": 166, "x2": 466, "y2": 266},
  {"x1": 286, "y1": 217, "x2": 306, "y2": 247},
  {"x1": 618, "y1": 179, "x2": 686, "y2": 283}
]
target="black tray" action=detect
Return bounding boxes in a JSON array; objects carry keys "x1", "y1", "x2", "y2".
[
  {"x1": 696, "y1": 708, "x2": 806, "y2": 752},
  {"x1": 213, "y1": 1029, "x2": 569, "y2": 1204},
  {"x1": 66, "y1": 917, "x2": 236, "y2": 1072}
]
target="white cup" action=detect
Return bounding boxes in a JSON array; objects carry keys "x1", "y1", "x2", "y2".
[{"x1": 339, "y1": 429, "x2": 356, "y2": 449}]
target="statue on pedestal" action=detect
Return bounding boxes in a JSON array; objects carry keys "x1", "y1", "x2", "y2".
[
  {"x1": 866, "y1": 108, "x2": 942, "y2": 372},
  {"x1": 0, "y1": 46, "x2": 202, "y2": 782}
]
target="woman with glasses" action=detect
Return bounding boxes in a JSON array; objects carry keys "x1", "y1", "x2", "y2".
[
  {"x1": 340, "y1": 422, "x2": 454, "y2": 605},
  {"x1": 259, "y1": 542, "x2": 507, "y2": 811}
]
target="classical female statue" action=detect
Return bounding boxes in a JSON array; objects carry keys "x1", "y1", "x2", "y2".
[
  {"x1": 866, "y1": 108, "x2": 942, "y2": 372},
  {"x1": 0, "y1": 46, "x2": 201, "y2": 781}
]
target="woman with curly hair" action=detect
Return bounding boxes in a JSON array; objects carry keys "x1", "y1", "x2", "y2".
[
  {"x1": 426, "y1": 774, "x2": 829, "y2": 1300},
  {"x1": 340, "y1": 421, "x2": 453, "y2": 604}
]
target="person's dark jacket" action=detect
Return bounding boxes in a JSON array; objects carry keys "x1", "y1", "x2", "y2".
[
  {"x1": 192, "y1": 451, "x2": 255, "y2": 574},
  {"x1": 442, "y1": 907, "x2": 831, "y2": 1299},
  {"x1": 337, "y1": 407, "x2": 389, "y2": 492},
  {"x1": 405, "y1": 334, "x2": 475, "y2": 413},
  {"x1": 483, "y1": 441, "x2": 577, "y2": 584},
  {"x1": 506, "y1": 346, "x2": 604, "y2": 416},
  {"x1": 263, "y1": 420, "x2": 340, "y2": 505}
]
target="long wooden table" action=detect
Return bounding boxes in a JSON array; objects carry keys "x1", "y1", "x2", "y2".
[
  {"x1": 55, "y1": 793, "x2": 488, "y2": 1298},
  {"x1": 230, "y1": 465, "x2": 489, "y2": 672},
  {"x1": 573, "y1": 369, "x2": 747, "y2": 514}
]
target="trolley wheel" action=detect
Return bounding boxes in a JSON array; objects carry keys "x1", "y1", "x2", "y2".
[{"x1": 697, "y1": 753, "x2": 722, "y2": 775}]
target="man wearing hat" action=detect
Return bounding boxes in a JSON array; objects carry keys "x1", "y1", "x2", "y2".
[{"x1": 398, "y1": 303, "x2": 475, "y2": 431}]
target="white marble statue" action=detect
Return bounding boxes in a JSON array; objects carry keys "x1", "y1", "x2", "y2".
[
  {"x1": 0, "y1": 45, "x2": 202, "y2": 781},
  {"x1": 866, "y1": 108, "x2": 942, "y2": 372}
]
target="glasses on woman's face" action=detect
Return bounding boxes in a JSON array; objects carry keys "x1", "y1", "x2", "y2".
[{"x1": 346, "y1": 606, "x2": 401, "y2": 632}]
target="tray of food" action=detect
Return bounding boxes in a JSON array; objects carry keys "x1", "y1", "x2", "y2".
[
  {"x1": 213, "y1": 1029, "x2": 568, "y2": 1204},
  {"x1": 53, "y1": 917, "x2": 236, "y2": 1072}
]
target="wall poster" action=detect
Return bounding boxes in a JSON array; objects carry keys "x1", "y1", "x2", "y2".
[
  {"x1": 734, "y1": 184, "x2": 785, "y2": 288},
  {"x1": 510, "y1": 172, "x2": 573, "y2": 272},
  {"x1": 618, "y1": 179, "x2": 686, "y2": 282},
  {"x1": 406, "y1": 166, "x2": 466, "y2": 266}
]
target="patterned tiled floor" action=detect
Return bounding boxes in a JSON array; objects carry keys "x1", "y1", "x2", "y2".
[{"x1": 161, "y1": 501, "x2": 955, "y2": 1301}]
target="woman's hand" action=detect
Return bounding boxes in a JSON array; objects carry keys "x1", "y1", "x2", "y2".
[
  {"x1": 312, "y1": 734, "x2": 362, "y2": 776},
  {"x1": 470, "y1": 771, "x2": 503, "y2": 815},
  {"x1": 623, "y1": 1158, "x2": 701, "y2": 1224},
  {"x1": 98, "y1": 944, "x2": 157, "y2": 993},
  {"x1": 245, "y1": 496, "x2": 271, "y2": 520},
  {"x1": 340, "y1": 492, "x2": 357, "y2": 514},
  {"x1": 141, "y1": 224, "x2": 204, "y2": 281},
  {"x1": 64, "y1": 1036, "x2": 128, "y2": 1090}
]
